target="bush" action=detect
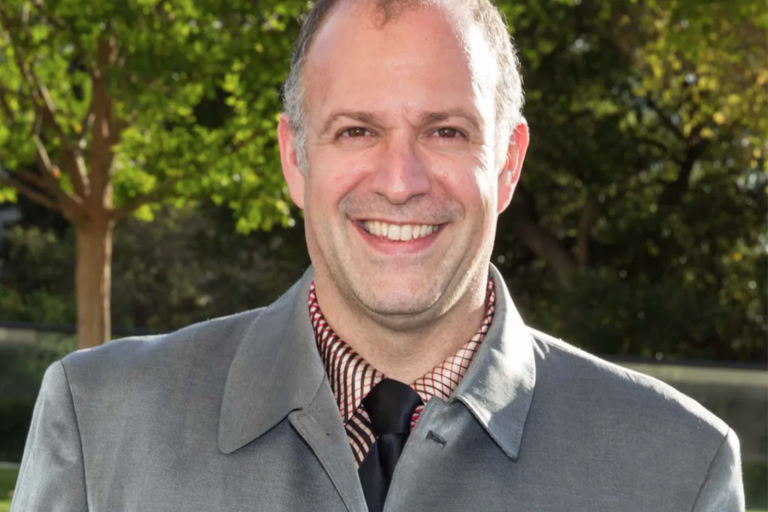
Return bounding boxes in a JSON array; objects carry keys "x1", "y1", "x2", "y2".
[
  {"x1": 0, "y1": 400, "x2": 34, "y2": 463},
  {"x1": 0, "y1": 338, "x2": 73, "y2": 463},
  {"x1": 745, "y1": 461, "x2": 768, "y2": 510}
]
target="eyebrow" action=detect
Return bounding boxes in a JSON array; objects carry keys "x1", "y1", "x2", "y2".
[
  {"x1": 319, "y1": 108, "x2": 484, "y2": 137},
  {"x1": 319, "y1": 110, "x2": 385, "y2": 137},
  {"x1": 419, "y1": 109, "x2": 484, "y2": 133}
]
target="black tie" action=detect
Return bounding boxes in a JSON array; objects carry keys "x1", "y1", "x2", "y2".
[{"x1": 358, "y1": 379, "x2": 423, "y2": 512}]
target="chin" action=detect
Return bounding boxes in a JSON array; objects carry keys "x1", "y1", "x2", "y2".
[{"x1": 354, "y1": 281, "x2": 443, "y2": 318}]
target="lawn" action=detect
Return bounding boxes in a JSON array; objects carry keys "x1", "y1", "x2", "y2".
[{"x1": 0, "y1": 466, "x2": 17, "y2": 511}]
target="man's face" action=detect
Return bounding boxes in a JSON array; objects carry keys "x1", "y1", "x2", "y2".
[{"x1": 279, "y1": 3, "x2": 526, "y2": 323}]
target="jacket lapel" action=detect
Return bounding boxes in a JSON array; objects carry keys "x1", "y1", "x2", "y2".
[
  {"x1": 216, "y1": 263, "x2": 536, "y2": 507},
  {"x1": 217, "y1": 267, "x2": 366, "y2": 512},
  {"x1": 451, "y1": 264, "x2": 537, "y2": 460},
  {"x1": 290, "y1": 389, "x2": 367, "y2": 512}
]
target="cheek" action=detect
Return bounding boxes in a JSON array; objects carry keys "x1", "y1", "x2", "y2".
[
  {"x1": 428, "y1": 153, "x2": 496, "y2": 218},
  {"x1": 306, "y1": 150, "x2": 373, "y2": 218}
]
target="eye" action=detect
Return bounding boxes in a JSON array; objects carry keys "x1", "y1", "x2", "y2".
[
  {"x1": 339, "y1": 127, "x2": 372, "y2": 138},
  {"x1": 433, "y1": 127, "x2": 464, "y2": 139}
]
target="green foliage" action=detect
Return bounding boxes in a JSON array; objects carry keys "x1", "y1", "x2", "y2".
[
  {"x1": 494, "y1": 0, "x2": 766, "y2": 361},
  {"x1": 0, "y1": 400, "x2": 34, "y2": 462},
  {"x1": 0, "y1": 224, "x2": 75, "y2": 324},
  {"x1": 0, "y1": 0, "x2": 764, "y2": 361},
  {"x1": 0, "y1": 335, "x2": 74, "y2": 464},
  {"x1": 0, "y1": 0, "x2": 307, "y2": 230},
  {"x1": 0, "y1": 200, "x2": 309, "y2": 331},
  {"x1": 108, "y1": 202, "x2": 310, "y2": 330},
  {"x1": 0, "y1": 468, "x2": 19, "y2": 503},
  {"x1": 745, "y1": 462, "x2": 768, "y2": 510}
]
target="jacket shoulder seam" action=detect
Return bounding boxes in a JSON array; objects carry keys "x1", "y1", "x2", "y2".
[
  {"x1": 59, "y1": 359, "x2": 90, "y2": 512},
  {"x1": 688, "y1": 427, "x2": 732, "y2": 512}
]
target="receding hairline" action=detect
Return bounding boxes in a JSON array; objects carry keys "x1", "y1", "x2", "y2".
[
  {"x1": 295, "y1": 0, "x2": 505, "y2": 116},
  {"x1": 299, "y1": 0, "x2": 490, "y2": 71},
  {"x1": 283, "y1": 0, "x2": 524, "y2": 172}
]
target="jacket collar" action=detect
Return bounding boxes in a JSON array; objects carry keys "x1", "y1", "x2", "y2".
[
  {"x1": 218, "y1": 264, "x2": 537, "y2": 461},
  {"x1": 218, "y1": 267, "x2": 324, "y2": 454},
  {"x1": 451, "y1": 264, "x2": 537, "y2": 460}
]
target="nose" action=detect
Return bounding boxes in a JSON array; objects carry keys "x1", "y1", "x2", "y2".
[{"x1": 370, "y1": 134, "x2": 430, "y2": 204}]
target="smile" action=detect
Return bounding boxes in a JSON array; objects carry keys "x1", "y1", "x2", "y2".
[{"x1": 362, "y1": 221, "x2": 440, "y2": 242}]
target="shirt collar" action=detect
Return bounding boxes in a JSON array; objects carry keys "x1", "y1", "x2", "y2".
[
  {"x1": 309, "y1": 277, "x2": 496, "y2": 424},
  {"x1": 219, "y1": 265, "x2": 536, "y2": 462}
]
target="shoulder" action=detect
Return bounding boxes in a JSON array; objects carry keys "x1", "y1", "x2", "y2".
[
  {"x1": 59, "y1": 307, "x2": 267, "y2": 397},
  {"x1": 526, "y1": 327, "x2": 730, "y2": 442},
  {"x1": 522, "y1": 328, "x2": 744, "y2": 505}
]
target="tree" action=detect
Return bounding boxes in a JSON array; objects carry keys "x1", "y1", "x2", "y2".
[
  {"x1": 0, "y1": 196, "x2": 310, "y2": 332},
  {"x1": 0, "y1": 0, "x2": 764, "y2": 361},
  {"x1": 494, "y1": 0, "x2": 766, "y2": 360},
  {"x1": 0, "y1": 0, "x2": 304, "y2": 348}
]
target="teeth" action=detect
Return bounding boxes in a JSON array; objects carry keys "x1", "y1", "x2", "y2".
[{"x1": 363, "y1": 221, "x2": 439, "y2": 241}]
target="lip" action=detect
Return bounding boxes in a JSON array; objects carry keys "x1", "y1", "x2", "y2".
[{"x1": 352, "y1": 220, "x2": 443, "y2": 255}]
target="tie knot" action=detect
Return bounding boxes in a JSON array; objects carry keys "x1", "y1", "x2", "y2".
[{"x1": 362, "y1": 379, "x2": 423, "y2": 436}]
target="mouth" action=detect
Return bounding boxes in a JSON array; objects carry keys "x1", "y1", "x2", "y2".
[{"x1": 360, "y1": 220, "x2": 442, "y2": 242}]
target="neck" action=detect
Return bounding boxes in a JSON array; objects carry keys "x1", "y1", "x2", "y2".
[{"x1": 314, "y1": 268, "x2": 489, "y2": 384}]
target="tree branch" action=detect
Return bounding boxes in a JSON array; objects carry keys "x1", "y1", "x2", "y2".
[
  {"x1": 78, "y1": 105, "x2": 94, "y2": 143},
  {"x1": 0, "y1": 170, "x2": 60, "y2": 211},
  {"x1": 18, "y1": 168, "x2": 51, "y2": 190},
  {"x1": 32, "y1": 133, "x2": 55, "y2": 170},
  {"x1": 658, "y1": 141, "x2": 709, "y2": 208},
  {"x1": 28, "y1": 0, "x2": 67, "y2": 30},
  {"x1": 60, "y1": 148, "x2": 90, "y2": 199},
  {"x1": 0, "y1": 87, "x2": 16, "y2": 123},
  {"x1": 576, "y1": 194, "x2": 599, "y2": 266},
  {"x1": 88, "y1": 35, "x2": 119, "y2": 208},
  {"x1": 636, "y1": 136, "x2": 684, "y2": 165},
  {"x1": 645, "y1": 98, "x2": 686, "y2": 143},
  {"x1": 0, "y1": 3, "x2": 67, "y2": 141},
  {"x1": 31, "y1": 133, "x2": 85, "y2": 219},
  {"x1": 505, "y1": 187, "x2": 576, "y2": 288}
]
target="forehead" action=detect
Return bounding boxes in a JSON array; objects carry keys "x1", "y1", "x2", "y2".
[{"x1": 302, "y1": 1, "x2": 498, "y2": 126}]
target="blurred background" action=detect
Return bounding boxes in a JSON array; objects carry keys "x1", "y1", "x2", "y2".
[{"x1": 0, "y1": 0, "x2": 766, "y2": 509}]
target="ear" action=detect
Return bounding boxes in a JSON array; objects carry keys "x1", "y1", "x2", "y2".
[
  {"x1": 277, "y1": 114, "x2": 306, "y2": 209},
  {"x1": 497, "y1": 120, "x2": 529, "y2": 214}
]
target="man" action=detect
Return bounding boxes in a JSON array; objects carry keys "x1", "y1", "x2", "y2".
[{"x1": 12, "y1": 0, "x2": 744, "y2": 511}]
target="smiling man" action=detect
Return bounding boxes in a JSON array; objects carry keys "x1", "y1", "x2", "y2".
[{"x1": 12, "y1": 1, "x2": 744, "y2": 511}]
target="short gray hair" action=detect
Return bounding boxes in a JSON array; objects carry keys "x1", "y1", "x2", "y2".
[{"x1": 282, "y1": 0, "x2": 524, "y2": 172}]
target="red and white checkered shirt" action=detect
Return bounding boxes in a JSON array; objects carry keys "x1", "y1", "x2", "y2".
[{"x1": 309, "y1": 278, "x2": 496, "y2": 466}]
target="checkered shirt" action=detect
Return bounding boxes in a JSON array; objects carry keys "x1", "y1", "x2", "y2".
[{"x1": 308, "y1": 278, "x2": 496, "y2": 466}]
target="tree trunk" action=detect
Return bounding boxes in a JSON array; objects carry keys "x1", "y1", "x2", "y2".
[
  {"x1": 75, "y1": 219, "x2": 114, "y2": 349},
  {"x1": 509, "y1": 216, "x2": 576, "y2": 289}
]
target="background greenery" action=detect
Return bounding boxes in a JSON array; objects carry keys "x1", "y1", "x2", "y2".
[
  {"x1": 0, "y1": 0, "x2": 765, "y2": 507},
  {"x1": 1, "y1": 0, "x2": 764, "y2": 361}
]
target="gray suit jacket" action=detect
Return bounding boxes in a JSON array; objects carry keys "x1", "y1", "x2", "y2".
[{"x1": 12, "y1": 266, "x2": 744, "y2": 511}]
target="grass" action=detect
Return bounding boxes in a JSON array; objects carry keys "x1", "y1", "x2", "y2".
[
  {"x1": 0, "y1": 467, "x2": 16, "y2": 495},
  {"x1": 0, "y1": 467, "x2": 17, "y2": 512}
]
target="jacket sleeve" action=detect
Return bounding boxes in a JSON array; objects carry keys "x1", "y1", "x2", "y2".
[
  {"x1": 11, "y1": 361, "x2": 88, "y2": 512},
  {"x1": 691, "y1": 428, "x2": 745, "y2": 512}
]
